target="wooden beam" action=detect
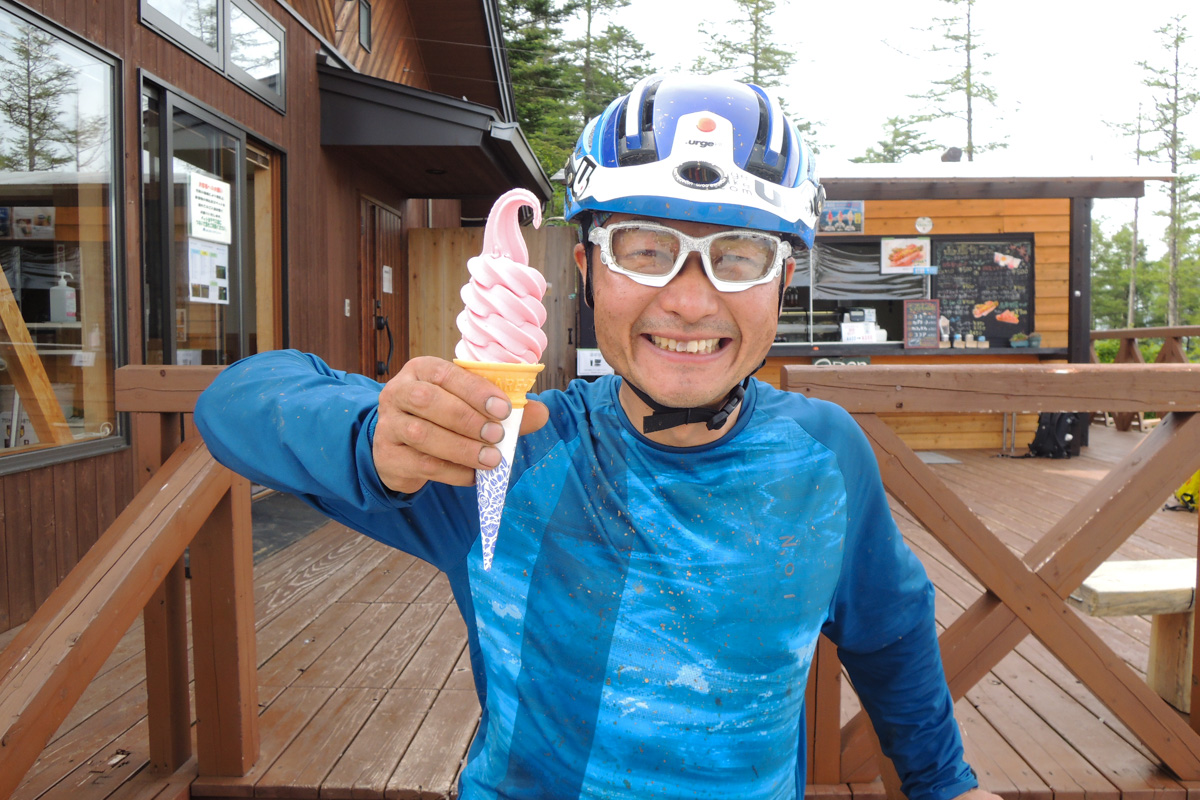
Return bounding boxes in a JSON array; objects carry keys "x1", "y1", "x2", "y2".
[
  {"x1": 115, "y1": 365, "x2": 225, "y2": 413},
  {"x1": 0, "y1": 438, "x2": 231, "y2": 799},
  {"x1": 781, "y1": 364, "x2": 1200, "y2": 414},
  {"x1": 1091, "y1": 325, "x2": 1200, "y2": 340},
  {"x1": 840, "y1": 412, "x2": 1200, "y2": 780},
  {"x1": 190, "y1": 473, "x2": 260, "y2": 777}
]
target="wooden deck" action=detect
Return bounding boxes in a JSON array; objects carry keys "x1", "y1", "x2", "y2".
[{"x1": 5, "y1": 423, "x2": 1199, "y2": 800}]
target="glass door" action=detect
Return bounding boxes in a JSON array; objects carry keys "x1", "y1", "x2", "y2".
[{"x1": 142, "y1": 85, "x2": 250, "y2": 365}]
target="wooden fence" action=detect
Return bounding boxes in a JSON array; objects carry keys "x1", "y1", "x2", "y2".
[
  {"x1": 1091, "y1": 326, "x2": 1200, "y2": 430},
  {"x1": 783, "y1": 363, "x2": 1200, "y2": 786},
  {"x1": 0, "y1": 365, "x2": 257, "y2": 799}
]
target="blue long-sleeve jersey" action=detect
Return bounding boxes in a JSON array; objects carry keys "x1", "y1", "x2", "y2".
[{"x1": 195, "y1": 350, "x2": 976, "y2": 800}]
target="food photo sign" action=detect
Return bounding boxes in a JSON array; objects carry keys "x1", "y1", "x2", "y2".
[{"x1": 881, "y1": 237, "x2": 935, "y2": 274}]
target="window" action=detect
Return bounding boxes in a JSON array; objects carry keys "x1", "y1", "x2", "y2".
[
  {"x1": 141, "y1": 84, "x2": 283, "y2": 367},
  {"x1": 141, "y1": 0, "x2": 285, "y2": 111},
  {"x1": 359, "y1": 0, "x2": 371, "y2": 52},
  {"x1": 0, "y1": 3, "x2": 123, "y2": 467}
]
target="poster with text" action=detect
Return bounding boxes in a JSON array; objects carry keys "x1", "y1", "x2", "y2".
[
  {"x1": 187, "y1": 238, "x2": 229, "y2": 305},
  {"x1": 188, "y1": 172, "x2": 232, "y2": 244}
]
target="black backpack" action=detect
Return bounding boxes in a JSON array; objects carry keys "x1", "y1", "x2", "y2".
[{"x1": 1028, "y1": 412, "x2": 1077, "y2": 459}]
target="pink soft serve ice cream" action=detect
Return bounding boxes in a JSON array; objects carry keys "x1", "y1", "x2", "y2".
[{"x1": 455, "y1": 189, "x2": 547, "y2": 364}]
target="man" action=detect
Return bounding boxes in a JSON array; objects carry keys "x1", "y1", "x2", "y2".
[{"x1": 196, "y1": 74, "x2": 998, "y2": 800}]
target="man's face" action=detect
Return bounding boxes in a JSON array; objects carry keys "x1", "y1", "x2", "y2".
[{"x1": 575, "y1": 213, "x2": 795, "y2": 410}]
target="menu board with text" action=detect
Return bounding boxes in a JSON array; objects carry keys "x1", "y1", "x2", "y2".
[{"x1": 932, "y1": 239, "x2": 1033, "y2": 342}]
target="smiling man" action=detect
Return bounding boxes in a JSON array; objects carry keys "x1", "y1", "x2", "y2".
[{"x1": 196, "y1": 74, "x2": 999, "y2": 800}]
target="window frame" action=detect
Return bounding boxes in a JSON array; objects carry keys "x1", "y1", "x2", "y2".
[
  {"x1": 358, "y1": 0, "x2": 372, "y2": 52},
  {"x1": 0, "y1": 1, "x2": 129, "y2": 476},
  {"x1": 140, "y1": 76, "x2": 251, "y2": 367},
  {"x1": 139, "y1": 0, "x2": 286, "y2": 113}
]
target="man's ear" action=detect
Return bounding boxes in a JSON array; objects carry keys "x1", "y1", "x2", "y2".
[
  {"x1": 573, "y1": 242, "x2": 587, "y2": 280},
  {"x1": 778, "y1": 257, "x2": 796, "y2": 312}
]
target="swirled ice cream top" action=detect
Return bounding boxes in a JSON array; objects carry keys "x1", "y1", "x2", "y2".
[{"x1": 455, "y1": 189, "x2": 548, "y2": 364}]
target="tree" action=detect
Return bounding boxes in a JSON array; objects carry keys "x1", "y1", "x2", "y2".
[
  {"x1": 0, "y1": 22, "x2": 81, "y2": 171},
  {"x1": 572, "y1": 0, "x2": 628, "y2": 122},
  {"x1": 501, "y1": 0, "x2": 582, "y2": 216},
  {"x1": 693, "y1": 0, "x2": 819, "y2": 145},
  {"x1": 1090, "y1": 219, "x2": 1155, "y2": 331},
  {"x1": 909, "y1": 0, "x2": 1004, "y2": 161},
  {"x1": 1137, "y1": 16, "x2": 1199, "y2": 327},
  {"x1": 577, "y1": 23, "x2": 653, "y2": 122},
  {"x1": 851, "y1": 116, "x2": 939, "y2": 163}
]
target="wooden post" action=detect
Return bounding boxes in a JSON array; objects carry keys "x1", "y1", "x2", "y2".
[
  {"x1": 137, "y1": 409, "x2": 193, "y2": 773},
  {"x1": 809, "y1": 636, "x2": 841, "y2": 784},
  {"x1": 189, "y1": 473, "x2": 259, "y2": 776},
  {"x1": 1192, "y1": 514, "x2": 1200, "y2": 734}
]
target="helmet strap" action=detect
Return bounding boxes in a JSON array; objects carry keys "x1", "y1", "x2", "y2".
[{"x1": 623, "y1": 360, "x2": 764, "y2": 434}]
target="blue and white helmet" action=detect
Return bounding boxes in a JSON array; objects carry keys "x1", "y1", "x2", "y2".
[{"x1": 563, "y1": 73, "x2": 824, "y2": 247}]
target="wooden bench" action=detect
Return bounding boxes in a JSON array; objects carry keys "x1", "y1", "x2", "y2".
[{"x1": 1068, "y1": 558, "x2": 1197, "y2": 711}]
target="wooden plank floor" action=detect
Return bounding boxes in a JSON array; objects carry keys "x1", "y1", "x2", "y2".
[{"x1": 4, "y1": 424, "x2": 1198, "y2": 800}]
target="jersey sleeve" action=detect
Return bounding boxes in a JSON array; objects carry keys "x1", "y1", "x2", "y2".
[
  {"x1": 809, "y1": 400, "x2": 977, "y2": 800},
  {"x1": 194, "y1": 349, "x2": 478, "y2": 570}
]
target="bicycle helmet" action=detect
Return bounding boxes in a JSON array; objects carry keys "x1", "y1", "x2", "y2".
[
  {"x1": 563, "y1": 73, "x2": 824, "y2": 245},
  {"x1": 565, "y1": 74, "x2": 824, "y2": 434}
]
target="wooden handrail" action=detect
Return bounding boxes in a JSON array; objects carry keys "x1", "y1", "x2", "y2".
[
  {"x1": 0, "y1": 364, "x2": 256, "y2": 799},
  {"x1": 1091, "y1": 325, "x2": 1200, "y2": 340},
  {"x1": 782, "y1": 363, "x2": 1200, "y2": 786},
  {"x1": 0, "y1": 439, "x2": 225, "y2": 797}
]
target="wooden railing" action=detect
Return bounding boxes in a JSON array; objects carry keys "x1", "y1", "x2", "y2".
[
  {"x1": 0, "y1": 365, "x2": 253, "y2": 799},
  {"x1": 1091, "y1": 326, "x2": 1200, "y2": 430},
  {"x1": 783, "y1": 363, "x2": 1200, "y2": 788}
]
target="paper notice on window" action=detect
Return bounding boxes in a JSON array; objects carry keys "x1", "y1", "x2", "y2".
[
  {"x1": 188, "y1": 172, "x2": 232, "y2": 244},
  {"x1": 187, "y1": 238, "x2": 230, "y2": 305}
]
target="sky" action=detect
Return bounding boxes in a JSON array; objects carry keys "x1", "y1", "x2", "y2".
[{"x1": 573, "y1": 0, "x2": 1199, "y2": 258}]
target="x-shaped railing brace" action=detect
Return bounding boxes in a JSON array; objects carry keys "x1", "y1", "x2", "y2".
[{"x1": 781, "y1": 365, "x2": 1200, "y2": 781}]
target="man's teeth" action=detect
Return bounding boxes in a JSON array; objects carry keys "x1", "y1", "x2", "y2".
[{"x1": 650, "y1": 335, "x2": 720, "y2": 354}]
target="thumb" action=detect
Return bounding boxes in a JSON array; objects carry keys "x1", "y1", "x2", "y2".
[{"x1": 518, "y1": 400, "x2": 549, "y2": 436}]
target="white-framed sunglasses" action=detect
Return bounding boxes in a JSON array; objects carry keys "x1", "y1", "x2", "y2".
[{"x1": 588, "y1": 221, "x2": 791, "y2": 293}]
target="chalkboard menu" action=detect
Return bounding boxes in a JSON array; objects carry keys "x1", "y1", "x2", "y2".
[
  {"x1": 903, "y1": 299, "x2": 941, "y2": 349},
  {"x1": 932, "y1": 239, "x2": 1033, "y2": 343}
]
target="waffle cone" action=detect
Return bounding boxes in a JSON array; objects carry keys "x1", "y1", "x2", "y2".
[{"x1": 454, "y1": 359, "x2": 544, "y2": 409}]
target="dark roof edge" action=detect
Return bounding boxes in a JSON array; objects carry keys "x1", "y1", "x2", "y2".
[
  {"x1": 824, "y1": 177, "x2": 1150, "y2": 201},
  {"x1": 481, "y1": 0, "x2": 517, "y2": 122},
  {"x1": 490, "y1": 121, "x2": 553, "y2": 200}
]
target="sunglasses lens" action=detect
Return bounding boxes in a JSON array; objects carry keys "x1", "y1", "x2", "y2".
[
  {"x1": 709, "y1": 233, "x2": 777, "y2": 283},
  {"x1": 609, "y1": 226, "x2": 680, "y2": 276}
]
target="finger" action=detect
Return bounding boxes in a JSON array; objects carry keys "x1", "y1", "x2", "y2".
[
  {"x1": 404, "y1": 356, "x2": 512, "y2": 421},
  {"x1": 519, "y1": 400, "x2": 549, "y2": 436},
  {"x1": 374, "y1": 442, "x2": 479, "y2": 494},
  {"x1": 376, "y1": 408, "x2": 502, "y2": 472}
]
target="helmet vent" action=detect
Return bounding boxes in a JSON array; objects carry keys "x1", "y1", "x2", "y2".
[{"x1": 674, "y1": 161, "x2": 727, "y2": 190}]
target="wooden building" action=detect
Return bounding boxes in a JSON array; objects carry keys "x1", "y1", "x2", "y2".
[
  {"x1": 757, "y1": 163, "x2": 1171, "y2": 450},
  {"x1": 0, "y1": 0, "x2": 551, "y2": 634}
]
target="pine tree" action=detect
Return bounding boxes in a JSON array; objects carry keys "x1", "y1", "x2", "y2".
[
  {"x1": 851, "y1": 116, "x2": 939, "y2": 163},
  {"x1": 909, "y1": 0, "x2": 1004, "y2": 161},
  {"x1": 501, "y1": 0, "x2": 582, "y2": 216},
  {"x1": 1137, "y1": 16, "x2": 1199, "y2": 327},
  {"x1": 577, "y1": 23, "x2": 653, "y2": 122},
  {"x1": 0, "y1": 22, "x2": 83, "y2": 171},
  {"x1": 693, "y1": 0, "x2": 819, "y2": 145}
]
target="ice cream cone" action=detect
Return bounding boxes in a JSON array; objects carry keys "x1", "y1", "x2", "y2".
[{"x1": 455, "y1": 359, "x2": 544, "y2": 570}]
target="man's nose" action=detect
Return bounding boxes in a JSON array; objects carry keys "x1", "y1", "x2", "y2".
[{"x1": 657, "y1": 252, "x2": 719, "y2": 319}]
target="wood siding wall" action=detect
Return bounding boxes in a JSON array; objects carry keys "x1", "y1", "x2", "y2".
[
  {"x1": 764, "y1": 197, "x2": 1073, "y2": 450},
  {"x1": 408, "y1": 226, "x2": 580, "y2": 394},
  {"x1": 0, "y1": 0, "x2": 463, "y2": 633}
]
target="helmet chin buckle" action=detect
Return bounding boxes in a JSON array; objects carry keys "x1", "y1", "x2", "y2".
[{"x1": 625, "y1": 377, "x2": 750, "y2": 434}]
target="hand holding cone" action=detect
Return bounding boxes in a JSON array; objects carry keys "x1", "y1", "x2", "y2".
[{"x1": 453, "y1": 189, "x2": 547, "y2": 570}]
